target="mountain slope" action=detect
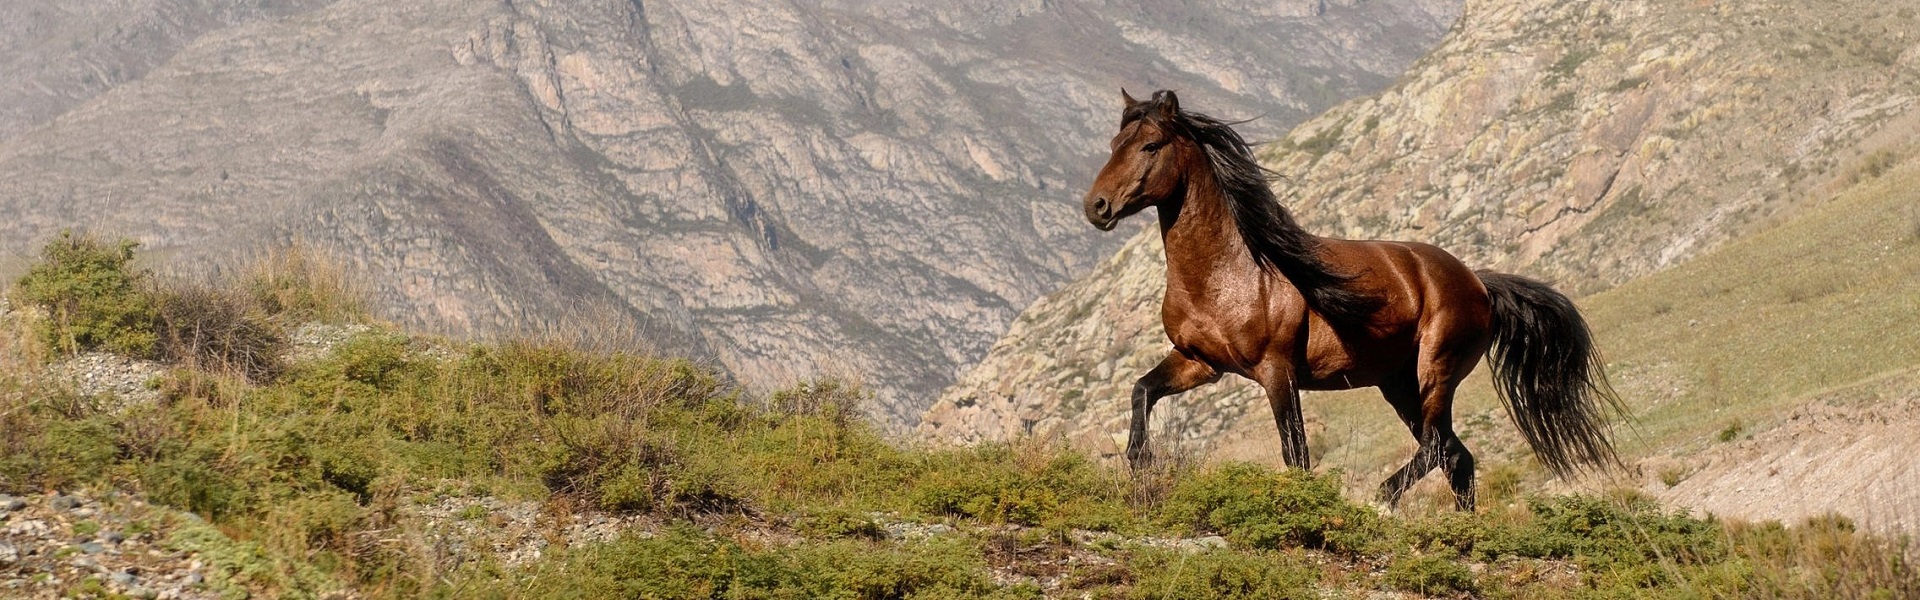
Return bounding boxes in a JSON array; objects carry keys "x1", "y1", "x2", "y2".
[
  {"x1": 0, "y1": 0, "x2": 1460, "y2": 425},
  {"x1": 0, "y1": 0, "x2": 336, "y2": 142},
  {"x1": 924, "y1": 0, "x2": 1919, "y2": 456}
]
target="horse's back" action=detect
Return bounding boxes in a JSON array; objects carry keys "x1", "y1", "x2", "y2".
[{"x1": 1322, "y1": 238, "x2": 1488, "y2": 313}]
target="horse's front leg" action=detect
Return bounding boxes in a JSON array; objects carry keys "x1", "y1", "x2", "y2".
[
  {"x1": 1127, "y1": 351, "x2": 1219, "y2": 470},
  {"x1": 1253, "y1": 361, "x2": 1310, "y2": 470}
]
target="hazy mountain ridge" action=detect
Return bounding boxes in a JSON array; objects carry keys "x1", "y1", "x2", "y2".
[
  {"x1": 923, "y1": 0, "x2": 1919, "y2": 453},
  {"x1": 0, "y1": 0, "x2": 1461, "y2": 424}
]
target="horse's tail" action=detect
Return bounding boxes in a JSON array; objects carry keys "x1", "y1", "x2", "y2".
[{"x1": 1476, "y1": 270, "x2": 1625, "y2": 477}]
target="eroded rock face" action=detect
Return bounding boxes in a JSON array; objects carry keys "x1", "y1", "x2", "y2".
[
  {"x1": 925, "y1": 0, "x2": 1919, "y2": 453},
  {"x1": 0, "y1": 0, "x2": 1459, "y2": 425}
]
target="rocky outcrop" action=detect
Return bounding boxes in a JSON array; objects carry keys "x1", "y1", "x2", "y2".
[
  {"x1": 0, "y1": 0, "x2": 1460, "y2": 426},
  {"x1": 924, "y1": 0, "x2": 1920, "y2": 454}
]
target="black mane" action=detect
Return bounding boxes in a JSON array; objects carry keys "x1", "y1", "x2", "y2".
[{"x1": 1126, "y1": 91, "x2": 1384, "y2": 323}]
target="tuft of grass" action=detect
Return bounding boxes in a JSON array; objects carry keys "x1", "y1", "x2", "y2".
[
  {"x1": 1659, "y1": 466, "x2": 1689, "y2": 488},
  {"x1": 1384, "y1": 551, "x2": 1477, "y2": 595},
  {"x1": 1717, "y1": 420, "x2": 1745, "y2": 442},
  {"x1": 1729, "y1": 514, "x2": 1920, "y2": 598},
  {"x1": 239, "y1": 244, "x2": 368, "y2": 324}
]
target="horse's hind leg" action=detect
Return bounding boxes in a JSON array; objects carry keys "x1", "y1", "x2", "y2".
[
  {"x1": 1127, "y1": 352, "x2": 1219, "y2": 470},
  {"x1": 1377, "y1": 374, "x2": 1436, "y2": 508},
  {"x1": 1378, "y1": 372, "x2": 1479, "y2": 511}
]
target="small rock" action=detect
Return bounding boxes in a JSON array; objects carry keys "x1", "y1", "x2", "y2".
[
  {"x1": 185, "y1": 571, "x2": 205, "y2": 586},
  {"x1": 78, "y1": 542, "x2": 106, "y2": 554},
  {"x1": 0, "y1": 496, "x2": 25, "y2": 512},
  {"x1": 109, "y1": 570, "x2": 137, "y2": 587},
  {"x1": 51, "y1": 495, "x2": 82, "y2": 511},
  {"x1": 1192, "y1": 535, "x2": 1229, "y2": 549},
  {"x1": 0, "y1": 541, "x2": 17, "y2": 565},
  {"x1": 127, "y1": 586, "x2": 158, "y2": 599},
  {"x1": 102, "y1": 531, "x2": 126, "y2": 544}
]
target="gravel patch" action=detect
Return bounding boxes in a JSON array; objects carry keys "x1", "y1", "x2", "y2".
[
  {"x1": 0, "y1": 492, "x2": 218, "y2": 600},
  {"x1": 43, "y1": 352, "x2": 165, "y2": 407},
  {"x1": 288, "y1": 322, "x2": 372, "y2": 363},
  {"x1": 402, "y1": 495, "x2": 654, "y2": 568}
]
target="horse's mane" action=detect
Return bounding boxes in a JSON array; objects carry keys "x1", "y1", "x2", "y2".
[{"x1": 1125, "y1": 91, "x2": 1384, "y2": 323}]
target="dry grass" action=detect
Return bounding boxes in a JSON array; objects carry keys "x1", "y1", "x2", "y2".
[
  {"x1": 153, "y1": 279, "x2": 287, "y2": 381},
  {"x1": 238, "y1": 244, "x2": 369, "y2": 324}
]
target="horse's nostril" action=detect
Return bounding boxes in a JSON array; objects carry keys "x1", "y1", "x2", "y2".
[{"x1": 1094, "y1": 197, "x2": 1112, "y2": 216}]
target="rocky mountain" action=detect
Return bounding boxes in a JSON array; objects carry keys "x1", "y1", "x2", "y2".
[
  {"x1": 923, "y1": 0, "x2": 1919, "y2": 454},
  {"x1": 0, "y1": 0, "x2": 337, "y2": 142},
  {"x1": 0, "y1": 0, "x2": 1460, "y2": 426}
]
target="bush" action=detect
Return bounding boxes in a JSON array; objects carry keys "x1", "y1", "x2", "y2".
[
  {"x1": 153, "y1": 281, "x2": 287, "y2": 381},
  {"x1": 1383, "y1": 552, "x2": 1476, "y2": 595},
  {"x1": 1124, "y1": 548, "x2": 1319, "y2": 600},
  {"x1": 12, "y1": 231, "x2": 158, "y2": 357},
  {"x1": 910, "y1": 442, "x2": 1129, "y2": 530},
  {"x1": 1158, "y1": 463, "x2": 1380, "y2": 553},
  {"x1": 491, "y1": 528, "x2": 1037, "y2": 599}
]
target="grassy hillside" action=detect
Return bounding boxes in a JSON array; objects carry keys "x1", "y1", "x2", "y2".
[
  {"x1": 1582, "y1": 149, "x2": 1920, "y2": 448},
  {"x1": 0, "y1": 235, "x2": 1915, "y2": 598}
]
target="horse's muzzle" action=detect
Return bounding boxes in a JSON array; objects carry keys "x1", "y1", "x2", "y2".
[{"x1": 1087, "y1": 196, "x2": 1118, "y2": 230}]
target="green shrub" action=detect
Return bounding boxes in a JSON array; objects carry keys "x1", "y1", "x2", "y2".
[
  {"x1": 491, "y1": 528, "x2": 1035, "y2": 600},
  {"x1": 1384, "y1": 552, "x2": 1476, "y2": 595},
  {"x1": 1124, "y1": 548, "x2": 1319, "y2": 600},
  {"x1": 1469, "y1": 494, "x2": 1726, "y2": 591},
  {"x1": 1158, "y1": 463, "x2": 1380, "y2": 553},
  {"x1": 909, "y1": 443, "x2": 1128, "y2": 529},
  {"x1": 12, "y1": 231, "x2": 158, "y2": 357},
  {"x1": 796, "y1": 508, "x2": 885, "y2": 540}
]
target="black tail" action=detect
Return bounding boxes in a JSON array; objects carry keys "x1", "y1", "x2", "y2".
[{"x1": 1477, "y1": 270, "x2": 1625, "y2": 477}]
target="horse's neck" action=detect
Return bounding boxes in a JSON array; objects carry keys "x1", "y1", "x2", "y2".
[{"x1": 1158, "y1": 176, "x2": 1259, "y2": 298}]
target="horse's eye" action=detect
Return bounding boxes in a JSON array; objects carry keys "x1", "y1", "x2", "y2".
[{"x1": 1142, "y1": 141, "x2": 1167, "y2": 153}]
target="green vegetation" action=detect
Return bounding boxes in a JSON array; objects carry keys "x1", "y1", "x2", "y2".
[
  {"x1": 1286, "y1": 118, "x2": 1348, "y2": 158},
  {"x1": 11, "y1": 231, "x2": 158, "y2": 357},
  {"x1": 2, "y1": 235, "x2": 1916, "y2": 599},
  {"x1": 6, "y1": 232, "x2": 365, "y2": 380}
]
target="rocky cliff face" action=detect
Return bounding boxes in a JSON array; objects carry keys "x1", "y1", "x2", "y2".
[
  {"x1": 923, "y1": 0, "x2": 1919, "y2": 452},
  {"x1": 0, "y1": 0, "x2": 1461, "y2": 425}
]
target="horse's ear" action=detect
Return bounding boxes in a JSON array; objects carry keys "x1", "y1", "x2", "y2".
[
  {"x1": 1121, "y1": 88, "x2": 1139, "y2": 108},
  {"x1": 1154, "y1": 90, "x2": 1180, "y2": 117}
]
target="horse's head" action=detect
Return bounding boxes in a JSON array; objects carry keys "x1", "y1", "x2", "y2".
[{"x1": 1084, "y1": 89, "x2": 1198, "y2": 231}]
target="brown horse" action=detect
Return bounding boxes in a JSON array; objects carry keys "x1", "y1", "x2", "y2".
[{"x1": 1082, "y1": 90, "x2": 1622, "y2": 510}]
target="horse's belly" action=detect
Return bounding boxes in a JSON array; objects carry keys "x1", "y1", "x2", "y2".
[{"x1": 1298, "y1": 329, "x2": 1411, "y2": 390}]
